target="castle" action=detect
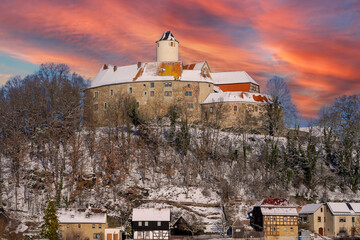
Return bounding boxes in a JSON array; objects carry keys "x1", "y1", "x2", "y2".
[{"x1": 86, "y1": 31, "x2": 272, "y2": 131}]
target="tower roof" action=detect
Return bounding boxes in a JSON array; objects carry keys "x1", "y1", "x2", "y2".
[{"x1": 156, "y1": 31, "x2": 179, "y2": 43}]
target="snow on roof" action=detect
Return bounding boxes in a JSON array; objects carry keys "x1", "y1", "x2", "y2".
[
  {"x1": 132, "y1": 208, "x2": 170, "y2": 221},
  {"x1": 261, "y1": 207, "x2": 298, "y2": 216},
  {"x1": 156, "y1": 31, "x2": 178, "y2": 43},
  {"x1": 349, "y1": 203, "x2": 360, "y2": 213},
  {"x1": 58, "y1": 208, "x2": 107, "y2": 224},
  {"x1": 211, "y1": 71, "x2": 259, "y2": 85},
  {"x1": 89, "y1": 61, "x2": 212, "y2": 89},
  {"x1": 327, "y1": 202, "x2": 351, "y2": 215},
  {"x1": 183, "y1": 61, "x2": 206, "y2": 70},
  {"x1": 299, "y1": 204, "x2": 323, "y2": 215},
  {"x1": 201, "y1": 92, "x2": 271, "y2": 105}
]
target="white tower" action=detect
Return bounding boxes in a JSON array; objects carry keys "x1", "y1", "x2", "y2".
[{"x1": 156, "y1": 31, "x2": 179, "y2": 62}]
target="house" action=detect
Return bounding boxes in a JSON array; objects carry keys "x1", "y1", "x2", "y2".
[
  {"x1": 58, "y1": 208, "x2": 108, "y2": 240},
  {"x1": 250, "y1": 198, "x2": 299, "y2": 240},
  {"x1": 132, "y1": 208, "x2": 170, "y2": 240},
  {"x1": 85, "y1": 31, "x2": 277, "y2": 132},
  {"x1": 105, "y1": 228, "x2": 122, "y2": 240},
  {"x1": 298, "y1": 203, "x2": 324, "y2": 235},
  {"x1": 171, "y1": 216, "x2": 192, "y2": 236},
  {"x1": 324, "y1": 202, "x2": 360, "y2": 238}
]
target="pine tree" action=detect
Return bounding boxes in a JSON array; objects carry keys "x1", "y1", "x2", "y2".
[
  {"x1": 40, "y1": 200, "x2": 59, "y2": 240},
  {"x1": 125, "y1": 221, "x2": 132, "y2": 239}
]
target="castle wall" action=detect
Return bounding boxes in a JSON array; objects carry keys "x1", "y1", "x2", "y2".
[
  {"x1": 86, "y1": 80, "x2": 214, "y2": 125},
  {"x1": 201, "y1": 101, "x2": 270, "y2": 132}
]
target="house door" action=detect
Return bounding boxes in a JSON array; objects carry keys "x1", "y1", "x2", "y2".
[
  {"x1": 319, "y1": 227, "x2": 323, "y2": 235},
  {"x1": 114, "y1": 233, "x2": 119, "y2": 240},
  {"x1": 107, "y1": 233, "x2": 112, "y2": 240}
]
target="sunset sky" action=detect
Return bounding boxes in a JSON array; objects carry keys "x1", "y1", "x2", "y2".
[{"x1": 0, "y1": 0, "x2": 359, "y2": 118}]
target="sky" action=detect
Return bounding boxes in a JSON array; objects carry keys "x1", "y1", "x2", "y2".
[{"x1": 0, "y1": 0, "x2": 359, "y2": 118}]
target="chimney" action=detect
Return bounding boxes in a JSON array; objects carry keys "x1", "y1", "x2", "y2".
[
  {"x1": 103, "y1": 64, "x2": 108, "y2": 70},
  {"x1": 114, "y1": 65, "x2": 117, "y2": 71},
  {"x1": 137, "y1": 62, "x2": 142, "y2": 69}
]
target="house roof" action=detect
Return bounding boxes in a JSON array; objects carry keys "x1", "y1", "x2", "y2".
[
  {"x1": 211, "y1": 71, "x2": 259, "y2": 85},
  {"x1": 254, "y1": 198, "x2": 298, "y2": 216},
  {"x1": 201, "y1": 92, "x2": 271, "y2": 105},
  {"x1": 299, "y1": 204, "x2": 323, "y2": 215},
  {"x1": 132, "y1": 208, "x2": 170, "y2": 221},
  {"x1": 58, "y1": 208, "x2": 107, "y2": 224},
  {"x1": 156, "y1": 31, "x2": 179, "y2": 43},
  {"x1": 326, "y1": 202, "x2": 360, "y2": 216}
]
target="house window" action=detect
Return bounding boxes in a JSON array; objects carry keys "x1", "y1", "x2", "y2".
[
  {"x1": 210, "y1": 107, "x2": 213, "y2": 113},
  {"x1": 99, "y1": 224, "x2": 102, "y2": 228},
  {"x1": 267, "y1": 217, "x2": 270, "y2": 221},
  {"x1": 290, "y1": 217, "x2": 294, "y2": 222},
  {"x1": 146, "y1": 231, "x2": 150, "y2": 237},
  {"x1": 353, "y1": 217, "x2": 355, "y2": 223},
  {"x1": 273, "y1": 227, "x2": 276, "y2": 232},
  {"x1": 273, "y1": 217, "x2": 276, "y2": 221},
  {"x1": 185, "y1": 91, "x2": 192, "y2": 96},
  {"x1": 187, "y1": 84, "x2": 190, "y2": 87},
  {"x1": 321, "y1": 208, "x2": 323, "y2": 212},
  {"x1": 234, "y1": 106, "x2": 237, "y2": 111},
  {"x1": 104, "y1": 102, "x2": 107, "y2": 110},
  {"x1": 145, "y1": 221, "x2": 148, "y2": 226},
  {"x1": 324, "y1": 217, "x2": 326, "y2": 222},
  {"x1": 150, "y1": 91, "x2": 155, "y2": 97},
  {"x1": 187, "y1": 103, "x2": 194, "y2": 108},
  {"x1": 150, "y1": 82, "x2": 154, "y2": 88},
  {"x1": 110, "y1": 89, "x2": 113, "y2": 96},
  {"x1": 303, "y1": 217, "x2": 308, "y2": 223},
  {"x1": 129, "y1": 87, "x2": 133, "y2": 94},
  {"x1": 165, "y1": 82, "x2": 172, "y2": 87},
  {"x1": 290, "y1": 227, "x2": 294, "y2": 232},
  {"x1": 67, "y1": 224, "x2": 70, "y2": 228},
  {"x1": 339, "y1": 218, "x2": 346, "y2": 222},
  {"x1": 318, "y1": 217, "x2": 321, "y2": 222},
  {"x1": 138, "y1": 222, "x2": 142, "y2": 226},
  {"x1": 94, "y1": 91, "x2": 99, "y2": 98},
  {"x1": 164, "y1": 91, "x2": 172, "y2": 96},
  {"x1": 284, "y1": 227, "x2": 287, "y2": 232},
  {"x1": 92, "y1": 224, "x2": 95, "y2": 229},
  {"x1": 78, "y1": 224, "x2": 81, "y2": 228},
  {"x1": 144, "y1": 91, "x2": 147, "y2": 95},
  {"x1": 157, "y1": 221, "x2": 161, "y2": 226},
  {"x1": 284, "y1": 217, "x2": 287, "y2": 221},
  {"x1": 93, "y1": 233, "x2": 100, "y2": 239}
]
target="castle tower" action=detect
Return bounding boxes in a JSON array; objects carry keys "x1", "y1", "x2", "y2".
[{"x1": 156, "y1": 31, "x2": 179, "y2": 62}]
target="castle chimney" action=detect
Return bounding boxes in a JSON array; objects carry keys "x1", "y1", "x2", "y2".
[{"x1": 137, "y1": 62, "x2": 142, "y2": 69}]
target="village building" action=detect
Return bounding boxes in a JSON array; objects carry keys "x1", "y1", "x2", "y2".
[
  {"x1": 58, "y1": 208, "x2": 108, "y2": 240},
  {"x1": 298, "y1": 203, "x2": 325, "y2": 235},
  {"x1": 250, "y1": 198, "x2": 299, "y2": 240},
  {"x1": 132, "y1": 208, "x2": 170, "y2": 240},
  {"x1": 86, "y1": 31, "x2": 273, "y2": 131}
]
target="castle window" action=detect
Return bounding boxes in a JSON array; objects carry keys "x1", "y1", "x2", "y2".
[
  {"x1": 150, "y1": 82, "x2": 154, "y2": 88},
  {"x1": 187, "y1": 103, "x2": 194, "y2": 108},
  {"x1": 94, "y1": 91, "x2": 99, "y2": 98},
  {"x1": 234, "y1": 106, "x2": 237, "y2": 111},
  {"x1": 104, "y1": 102, "x2": 107, "y2": 110},
  {"x1": 164, "y1": 91, "x2": 172, "y2": 96},
  {"x1": 165, "y1": 82, "x2": 172, "y2": 87},
  {"x1": 110, "y1": 89, "x2": 113, "y2": 96},
  {"x1": 129, "y1": 87, "x2": 133, "y2": 94},
  {"x1": 321, "y1": 208, "x2": 323, "y2": 212},
  {"x1": 185, "y1": 91, "x2": 192, "y2": 96},
  {"x1": 150, "y1": 91, "x2": 155, "y2": 97},
  {"x1": 144, "y1": 92, "x2": 147, "y2": 95},
  {"x1": 318, "y1": 217, "x2": 321, "y2": 222},
  {"x1": 170, "y1": 42, "x2": 174, "y2": 47}
]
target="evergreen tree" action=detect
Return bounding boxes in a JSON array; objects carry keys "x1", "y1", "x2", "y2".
[
  {"x1": 125, "y1": 221, "x2": 132, "y2": 239},
  {"x1": 40, "y1": 200, "x2": 59, "y2": 240}
]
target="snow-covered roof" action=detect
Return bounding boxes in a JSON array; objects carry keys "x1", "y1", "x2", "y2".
[
  {"x1": 156, "y1": 31, "x2": 178, "y2": 43},
  {"x1": 132, "y1": 208, "x2": 170, "y2": 221},
  {"x1": 326, "y1": 202, "x2": 360, "y2": 215},
  {"x1": 89, "y1": 61, "x2": 213, "y2": 89},
  {"x1": 201, "y1": 92, "x2": 271, "y2": 105},
  {"x1": 299, "y1": 204, "x2": 323, "y2": 215},
  {"x1": 211, "y1": 71, "x2": 259, "y2": 85},
  {"x1": 183, "y1": 61, "x2": 206, "y2": 71},
  {"x1": 58, "y1": 208, "x2": 107, "y2": 224},
  {"x1": 261, "y1": 207, "x2": 298, "y2": 216},
  {"x1": 349, "y1": 203, "x2": 360, "y2": 213}
]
